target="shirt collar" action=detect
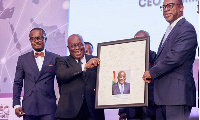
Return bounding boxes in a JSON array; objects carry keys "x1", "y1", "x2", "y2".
[
  {"x1": 170, "y1": 16, "x2": 184, "y2": 29},
  {"x1": 75, "y1": 55, "x2": 86, "y2": 63},
  {"x1": 118, "y1": 82, "x2": 124, "y2": 86}
]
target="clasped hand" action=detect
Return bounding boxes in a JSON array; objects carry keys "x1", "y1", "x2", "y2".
[
  {"x1": 142, "y1": 71, "x2": 152, "y2": 83},
  {"x1": 15, "y1": 107, "x2": 25, "y2": 117}
]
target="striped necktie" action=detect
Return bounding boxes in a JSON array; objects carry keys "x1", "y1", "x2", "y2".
[{"x1": 121, "y1": 84, "x2": 124, "y2": 94}]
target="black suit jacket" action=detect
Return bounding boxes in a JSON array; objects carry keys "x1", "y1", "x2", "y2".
[
  {"x1": 150, "y1": 18, "x2": 197, "y2": 107},
  {"x1": 55, "y1": 54, "x2": 105, "y2": 120},
  {"x1": 13, "y1": 50, "x2": 59, "y2": 115}
]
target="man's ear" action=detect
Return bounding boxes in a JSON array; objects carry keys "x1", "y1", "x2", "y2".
[
  {"x1": 45, "y1": 37, "x2": 47, "y2": 42},
  {"x1": 180, "y1": 5, "x2": 184, "y2": 12}
]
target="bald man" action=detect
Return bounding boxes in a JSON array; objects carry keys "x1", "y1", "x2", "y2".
[
  {"x1": 55, "y1": 34, "x2": 104, "y2": 120},
  {"x1": 112, "y1": 71, "x2": 130, "y2": 95}
]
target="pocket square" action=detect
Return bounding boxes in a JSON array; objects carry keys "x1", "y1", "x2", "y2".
[{"x1": 48, "y1": 64, "x2": 54, "y2": 66}]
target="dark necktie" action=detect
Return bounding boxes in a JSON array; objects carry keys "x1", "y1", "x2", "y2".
[
  {"x1": 35, "y1": 52, "x2": 44, "y2": 58},
  {"x1": 78, "y1": 60, "x2": 82, "y2": 65}
]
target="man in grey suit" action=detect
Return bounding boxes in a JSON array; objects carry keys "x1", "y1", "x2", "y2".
[
  {"x1": 143, "y1": 0, "x2": 197, "y2": 119},
  {"x1": 112, "y1": 71, "x2": 130, "y2": 95},
  {"x1": 13, "y1": 28, "x2": 59, "y2": 120}
]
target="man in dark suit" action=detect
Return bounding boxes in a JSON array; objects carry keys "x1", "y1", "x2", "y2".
[
  {"x1": 112, "y1": 71, "x2": 130, "y2": 95},
  {"x1": 13, "y1": 28, "x2": 59, "y2": 120},
  {"x1": 119, "y1": 30, "x2": 156, "y2": 120},
  {"x1": 143, "y1": 0, "x2": 197, "y2": 119},
  {"x1": 55, "y1": 34, "x2": 105, "y2": 120}
]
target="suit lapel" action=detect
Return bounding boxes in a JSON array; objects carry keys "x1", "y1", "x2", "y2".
[
  {"x1": 156, "y1": 18, "x2": 185, "y2": 59},
  {"x1": 68, "y1": 55, "x2": 79, "y2": 66},
  {"x1": 156, "y1": 32, "x2": 174, "y2": 58},
  {"x1": 26, "y1": 51, "x2": 40, "y2": 76},
  {"x1": 39, "y1": 51, "x2": 53, "y2": 76}
]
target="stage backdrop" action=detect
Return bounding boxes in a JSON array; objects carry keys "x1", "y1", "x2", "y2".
[{"x1": 0, "y1": 0, "x2": 69, "y2": 119}]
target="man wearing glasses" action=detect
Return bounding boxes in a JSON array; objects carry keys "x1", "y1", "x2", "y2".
[
  {"x1": 13, "y1": 28, "x2": 59, "y2": 120},
  {"x1": 143, "y1": 0, "x2": 197, "y2": 119},
  {"x1": 55, "y1": 34, "x2": 105, "y2": 120}
]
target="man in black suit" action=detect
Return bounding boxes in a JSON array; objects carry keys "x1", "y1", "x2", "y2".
[
  {"x1": 55, "y1": 34, "x2": 105, "y2": 120},
  {"x1": 13, "y1": 28, "x2": 59, "y2": 120},
  {"x1": 119, "y1": 30, "x2": 156, "y2": 120},
  {"x1": 143, "y1": 0, "x2": 197, "y2": 119}
]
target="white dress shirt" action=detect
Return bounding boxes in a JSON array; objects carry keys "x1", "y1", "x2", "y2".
[{"x1": 34, "y1": 49, "x2": 45, "y2": 71}]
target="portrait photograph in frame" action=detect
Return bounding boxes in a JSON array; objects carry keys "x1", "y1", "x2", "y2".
[{"x1": 95, "y1": 37, "x2": 149, "y2": 109}]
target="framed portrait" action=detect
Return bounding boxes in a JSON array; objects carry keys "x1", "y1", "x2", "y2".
[{"x1": 95, "y1": 37, "x2": 149, "y2": 109}]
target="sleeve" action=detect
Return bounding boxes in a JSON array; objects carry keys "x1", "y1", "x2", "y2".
[
  {"x1": 55, "y1": 57, "x2": 82, "y2": 84},
  {"x1": 13, "y1": 56, "x2": 24, "y2": 107}
]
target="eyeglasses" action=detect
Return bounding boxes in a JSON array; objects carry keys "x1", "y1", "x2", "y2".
[
  {"x1": 118, "y1": 76, "x2": 126, "y2": 79},
  {"x1": 30, "y1": 36, "x2": 45, "y2": 42},
  {"x1": 160, "y1": 3, "x2": 181, "y2": 11},
  {"x1": 69, "y1": 43, "x2": 84, "y2": 49}
]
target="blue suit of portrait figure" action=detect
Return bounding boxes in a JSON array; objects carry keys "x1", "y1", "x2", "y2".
[
  {"x1": 13, "y1": 28, "x2": 59, "y2": 120},
  {"x1": 112, "y1": 82, "x2": 130, "y2": 95}
]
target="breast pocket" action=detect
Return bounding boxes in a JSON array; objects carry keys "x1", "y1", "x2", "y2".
[{"x1": 46, "y1": 65, "x2": 56, "y2": 74}]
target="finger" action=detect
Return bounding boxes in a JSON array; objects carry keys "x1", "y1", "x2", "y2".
[
  {"x1": 144, "y1": 79, "x2": 151, "y2": 83},
  {"x1": 146, "y1": 78, "x2": 152, "y2": 80},
  {"x1": 20, "y1": 110, "x2": 25, "y2": 115}
]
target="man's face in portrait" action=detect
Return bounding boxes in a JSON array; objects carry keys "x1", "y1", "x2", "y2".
[{"x1": 117, "y1": 71, "x2": 126, "y2": 85}]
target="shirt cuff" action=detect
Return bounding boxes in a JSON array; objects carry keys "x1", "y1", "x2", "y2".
[{"x1": 14, "y1": 105, "x2": 21, "y2": 109}]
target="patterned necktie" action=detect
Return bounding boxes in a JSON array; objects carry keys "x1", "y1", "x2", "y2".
[
  {"x1": 121, "y1": 84, "x2": 124, "y2": 94},
  {"x1": 35, "y1": 52, "x2": 44, "y2": 58},
  {"x1": 161, "y1": 25, "x2": 172, "y2": 46}
]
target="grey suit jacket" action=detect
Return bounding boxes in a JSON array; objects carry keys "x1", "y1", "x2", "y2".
[
  {"x1": 150, "y1": 18, "x2": 197, "y2": 107},
  {"x1": 112, "y1": 82, "x2": 130, "y2": 95}
]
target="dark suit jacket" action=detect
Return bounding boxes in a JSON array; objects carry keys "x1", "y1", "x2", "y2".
[
  {"x1": 150, "y1": 18, "x2": 197, "y2": 107},
  {"x1": 55, "y1": 54, "x2": 105, "y2": 120},
  {"x1": 13, "y1": 50, "x2": 59, "y2": 115},
  {"x1": 112, "y1": 82, "x2": 130, "y2": 95}
]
